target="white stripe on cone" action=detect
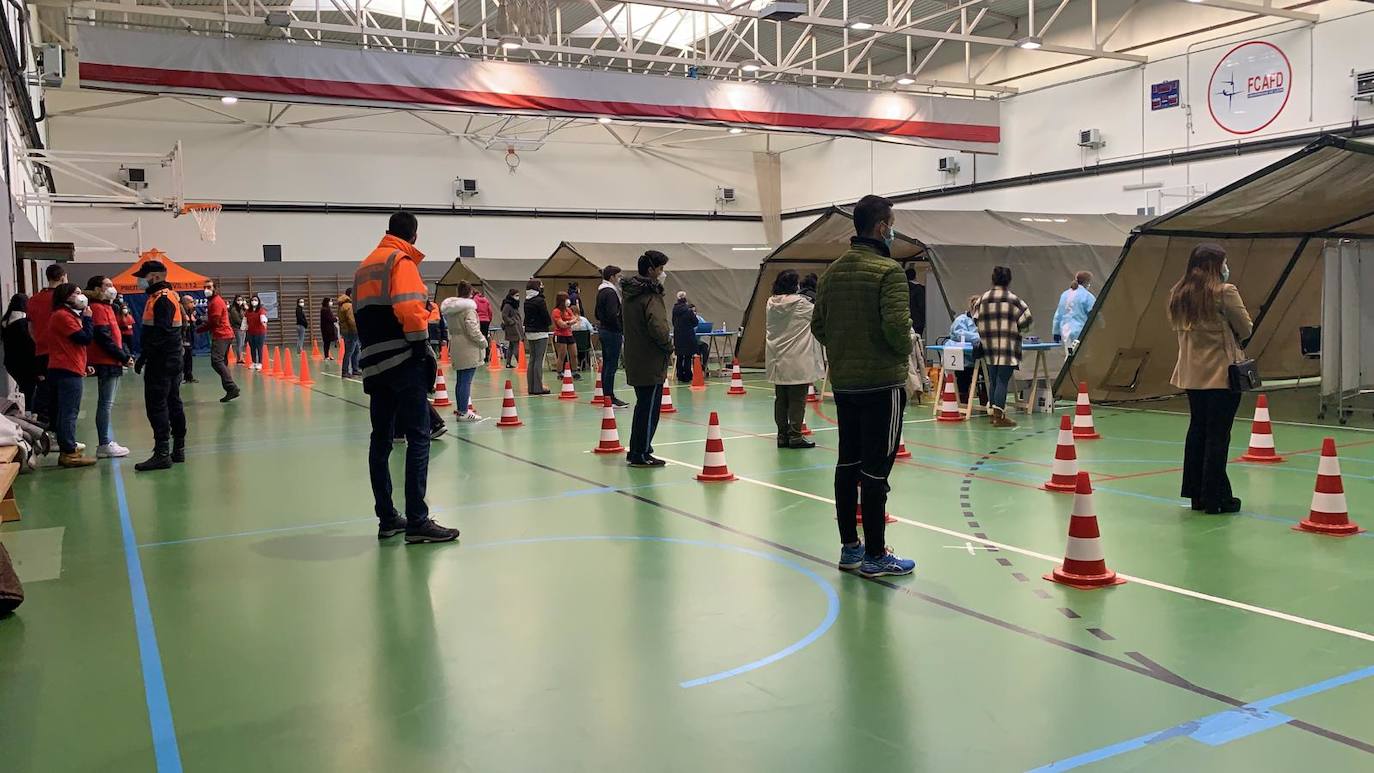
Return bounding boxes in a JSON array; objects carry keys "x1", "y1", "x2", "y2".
[
  {"x1": 1051, "y1": 457, "x2": 1077, "y2": 476},
  {"x1": 1063, "y1": 535, "x2": 1105, "y2": 563},
  {"x1": 1318, "y1": 455, "x2": 1341, "y2": 477},
  {"x1": 1309, "y1": 491, "x2": 1348, "y2": 514},
  {"x1": 1248, "y1": 434, "x2": 1276, "y2": 449}
]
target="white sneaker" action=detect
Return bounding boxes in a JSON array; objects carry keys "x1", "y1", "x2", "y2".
[
  {"x1": 456, "y1": 411, "x2": 483, "y2": 423},
  {"x1": 75, "y1": 441, "x2": 86, "y2": 453},
  {"x1": 97, "y1": 442, "x2": 130, "y2": 458}
]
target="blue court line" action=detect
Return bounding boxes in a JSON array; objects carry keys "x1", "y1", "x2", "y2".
[
  {"x1": 112, "y1": 460, "x2": 184, "y2": 772},
  {"x1": 1028, "y1": 665, "x2": 1374, "y2": 771},
  {"x1": 464, "y1": 535, "x2": 840, "y2": 689}
]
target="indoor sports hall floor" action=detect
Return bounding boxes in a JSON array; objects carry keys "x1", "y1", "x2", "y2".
[{"x1": 2, "y1": 360, "x2": 1372, "y2": 772}]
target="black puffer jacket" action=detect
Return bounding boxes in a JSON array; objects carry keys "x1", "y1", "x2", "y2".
[
  {"x1": 620, "y1": 275, "x2": 672, "y2": 386},
  {"x1": 524, "y1": 290, "x2": 552, "y2": 335}
]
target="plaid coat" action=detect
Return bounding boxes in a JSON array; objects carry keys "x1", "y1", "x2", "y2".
[{"x1": 972, "y1": 287, "x2": 1033, "y2": 367}]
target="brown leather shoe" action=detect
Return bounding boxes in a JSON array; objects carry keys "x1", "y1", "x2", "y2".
[{"x1": 58, "y1": 452, "x2": 97, "y2": 468}]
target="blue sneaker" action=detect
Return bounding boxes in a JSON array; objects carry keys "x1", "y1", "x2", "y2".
[
  {"x1": 859, "y1": 549, "x2": 916, "y2": 578},
  {"x1": 839, "y1": 542, "x2": 865, "y2": 570}
]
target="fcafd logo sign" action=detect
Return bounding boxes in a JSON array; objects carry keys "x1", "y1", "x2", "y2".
[{"x1": 1208, "y1": 41, "x2": 1292, "y2": 135}]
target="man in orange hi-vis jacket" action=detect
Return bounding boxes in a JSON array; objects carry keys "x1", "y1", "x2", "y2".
[{"x1": 353, "y1": 211, "x2": 459, "y2": 545}]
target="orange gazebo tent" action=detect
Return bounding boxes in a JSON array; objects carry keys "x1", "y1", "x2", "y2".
[{"x1": 112, "y1": 249, "x2": 209, "y2": 295}]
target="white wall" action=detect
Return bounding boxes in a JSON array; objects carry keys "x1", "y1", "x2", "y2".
[
  {"x1": 47, "y1": 115, "x2": 767, "y2": 262},
  {"x1": 781, "y1": 2, "x2": 1374, "y2": 215}
]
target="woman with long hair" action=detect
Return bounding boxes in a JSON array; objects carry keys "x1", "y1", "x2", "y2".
[
  {"x1": 85, "y1": 276, "x2": 133, "y2": 458},
  {"x1": 46, "y1": 283, "x2": 96, "y2": 468},
  {"x1": 500, "y1": 288, "x2": 523, "y2": 368},
  {"x1": 766, "y1": 269, "x2": 825, "y2": 449},
  {"x1": 441, "y1": 281, "x2": 487, "y2": 422},
  {"x1": 2, "y1": 294, "x2": 38, "y2": 410},
  {"x1": 972, "y1": 266, "x2": 1032, "y2": 428},
  {"x1": 245, "y1": 294, "x2": 268, "y2": 369},
  {"x1": 228, "y1": 294, "x2": 246, "y2": 363},
  {"x1": 320, "y1": 296, "x2": 339, "y2": 360},
  {"x1": 1169, "y1": 243, "x2": 1252, "y2": 514},
  {"x1": 551, "y1": 290, "x2": 579, "y2": 378},
  {"x1": 522, "y1": 279, "x2": 552, "y2": 395}
]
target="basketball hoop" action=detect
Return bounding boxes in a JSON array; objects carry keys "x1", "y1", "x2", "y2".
[{"x1": 179, "y1": 203, "x2": 222, "y2": 242}]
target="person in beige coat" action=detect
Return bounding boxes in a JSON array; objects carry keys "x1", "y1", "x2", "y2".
[
  {"x1": 441, "y1": 281, "x2": 489, "y2": 422},
  {"x1": 1168, "y1": 243, "x2": 1253, "y2": 515},
  {"x1": 766, "y1": 269, "x2": 826, "y2": 449}
]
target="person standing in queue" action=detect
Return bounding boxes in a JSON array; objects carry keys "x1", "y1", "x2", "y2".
[
  {"x1": 29, "y1": 264, "x2": 67, "y2": 428},
  {"x1": 320, "y1": 296, "x2": 339, "y2": 360},
  {"x1": 245, "y1": 295, "x2": 268, "y2": 369},
  {"x1": 354, "y1": 211, "x2": 458, "y2": 544},
  {"x1": 2, "y1": 294, "x2": 38, "y2": 412},
  {"x1": 595, "y1": 265, "x2": 629, "y2": 408},
  {"x1": 621, "y1": 250, "x2": 672, "y2": 468},
  {"x1": 228, "y1": 294, "x2": 246, "y2": 363},
  {"x1": 132, "y1": 260, "x2": 188, "y2": 472},
  {"x1": 523, "y1": 280, "x2": 552, "y2": 395},
  {"x1": 499, "y1": 288, "x2": 523, "y2": 369},
  {"x1": 85, "y1": 275, "x2": 134, "y2": 458},
  {"x1": 810, "y1": 194, "x2": 916, "y2": 578},
  {"x1": 180, "y1": 295, "x2": 199, "y2": 384},
  {"x1": 198, "y1": 279, "x2": 239, "y2": 402},
  {"x1": 47, "y1": 283, "x2": 96, "y2": 468},
  {"x1": 338, "y1": 289, "x2": 360, "y2": 378},
  {"x1": 295, "y1": 297, "x2": 310, "y2": 354}
]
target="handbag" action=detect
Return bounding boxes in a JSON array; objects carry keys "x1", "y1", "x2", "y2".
[{"x1": 1224, "y1": 323, "x2": 1261, "y2": 392}]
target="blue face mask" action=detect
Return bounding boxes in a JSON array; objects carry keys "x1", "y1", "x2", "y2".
[
  {"x1": 1221, "y1": 263, "x2": 1230, "y2": 283},
  {"x1": 882, "y1": 226, "x2": 896, "y2": 251},
  {"x1": 136, "y1": 277, "x2": 150, "y2": 290}
]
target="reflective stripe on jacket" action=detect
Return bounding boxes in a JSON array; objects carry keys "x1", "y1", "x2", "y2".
[{"x1": 353, "y1": 234, "x2": 429, "y2": 382}]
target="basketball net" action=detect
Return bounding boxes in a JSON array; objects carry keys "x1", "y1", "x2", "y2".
[
  {"x1": 500, "y1": 0, "x2": 550, "y2": 40},
  {"x1": 181, "y1": 203, "x2": 222, "y2": 243}
]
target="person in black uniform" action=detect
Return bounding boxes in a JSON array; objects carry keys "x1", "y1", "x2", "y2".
[
  {"x1": 905, "y1": 265, "x2": 926, "y2": 338},
  {"x1": 132, "y1": 260, "x2": 188, "y2": 472}
]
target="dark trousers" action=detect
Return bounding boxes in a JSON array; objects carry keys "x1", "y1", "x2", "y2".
[
  {"x1": 182, "y1": 346, "x2": 195, "y2": 381},
  {"x1": 774, "y1": 383, "x2": 809, "y2": 444},
  {"x1": 674, "y1": 344, "x2": 695, "y2": 383},
  {"x1": 210, "y1": 338, "x2": 237, "y2": 393},
  {"x1": 1182, "y1": 389, "x2": 1242, "y2": 508},
  {"x1": 833, "y1": 386, "x2": 907, "y2": 558},
  {"x1": 600, "y1": 331, "x2": 623, "y2": 402},
  {"x1": 51, "y1": 373, "x2": 83, "y2": 454},
  {"x1": 479, "y1": 322, "x2": 491, "y2": 361},
  {"x1": 247, "y1": 334, "x2": 265, "y2": 366},
  {"x1": 34, "y1": 354, "x2": 52, "y2": 425},
  {"x1": 144, "y1": 361, "x2": 186, "y2": 451},
  {"x1": 369, "y1": 361, "x2": 431, "y2": 523},
  {"x1": 629, "y1": 382, "x2": 664, "y2": 461}
]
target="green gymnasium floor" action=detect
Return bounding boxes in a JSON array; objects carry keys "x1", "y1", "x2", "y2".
[{"x1": 2, "y1": 361, "x2": 1372, "y2": 772}]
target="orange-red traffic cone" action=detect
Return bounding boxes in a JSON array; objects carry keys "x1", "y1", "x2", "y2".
[
  {"x1": 227, "y1": 347, "x2": 237, "y2": 365},
  {"x1": 1295, "y1": 438, "x2": 1364, "y2": 536},
  {"x1": 691, "y1": 355, "x2": 706, "y2": 391},
  {"x1": 1073, "y1": 382, "x2": 1101, "y2": 440},
  {"x1": 487, "y1": 339, "x2": 502, "y2": 372},
  {"x1": 800, "y1": 420, "x2": 813, "y2": 436},
  {"x1": 727, "y1": 359, "x2": 746, "y2": 395},
  {"x1": 659, "y1": 384, "x2": 676, "y2": 414},
  {"x1": 1044, "y1": 472, "x2": 1125, "y2": 589},
  {"x1": 241, "y1": 346, "x2": 252, "y2": 369},
  {"x1": 937, "y1": 373, "x2": 964, "y2": 422},
  {"x1": 696, "y1": 412, "x2": 736, "y2": 481},
  {"x1": 432, "y1": 370, "x2": 453, "y2": 407},
  {"x1": 849, "y1": 484, "x2": 897, "y2": 524},
  {"x1": 896, "y1": 441, "x2": 911, "y2": 459},
  {"x1": 312, "y1": 338, "x2": 322, "y2": 361},
  {"x1": 297, "y1": 352, "x2": 314, "y2": 387},
  {"x1": 497, "y1": 380, "x2": 522, "y2": 428},
  {"x1": 807, "y1": 384, "x2": 820, "y2": 403},
  {"x1": 268, "y1": 347, "x2": 281, "y2": 378},
  {"x1": 516, "y1": 341, "x2": 527, "y2": 373},
  {"x1": 440, "y1": 342, "x2": 451, "y2": 366},
  {"x1": 591, "y1": 375, "x2": 606, "y2": 406},
  {"x1": 1043, "y1": 415, "x2": 1079, "y2": 492},
  {"x1": 558, "y1": 361, "x2": 578, "y2": 400},
  {"x1": 281, "y1": 350, "x2": 296, "y2": 382},
  {"x1": 592, "y1": 403, "x2": 626, "y2": 454},
  {"x1": 1238, "y1": 394, "x2": 1284, "y2": 463}
]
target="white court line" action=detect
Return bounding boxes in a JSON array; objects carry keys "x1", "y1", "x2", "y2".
[
  {"x1": 652, "y1": 453, "x2": 1374, "y2": 645},
  {"x1": 1109, "y1": 403, "x2": 1374, "y2": 434}
]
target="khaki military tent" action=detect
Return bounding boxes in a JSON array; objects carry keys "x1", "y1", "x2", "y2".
[
  {"x1": 736, "y1": 208, "x2": 1141, "y2": 367},
  {"x1": 532, "y1": 242, "x2": 763, "y2": 330},
  {"x1": 434, "y1": 257, "x2": 545, "y2": 305},
  {"x1": 1062, "y1": 135, "x2": 1374, "y2": 402}
]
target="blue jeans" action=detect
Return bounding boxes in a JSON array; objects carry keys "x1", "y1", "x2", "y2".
[
  {"x1": 367, "y1": 360, "x2": 431, "y2": 524},
  {"x1": 97, "y1": 374, "x2": 120, "y2": 446},
  {"x1": 51, "y1": 373, "x2": 83, "y2": 454},
  {"x1": 343, "y1": 333, "x2": 360, "y2": 375},
  {"x1": 454, "y1": 367, "x2": 477, "y2": 413},
  {"x1": 296, "y1": 325, "x2": 307, "y2": 353},
  {"x1": 988, "y1": 364, "x2": 1016, "y2": 410},
  {"x1": 247, "y1": 334, "x2": 265, "y2": 366},
  {"x1": 629, "y1": 382, "x2": 663, "y2": 461},
  {"x1": 600, "y1": 331, "x2": 623, "y2": 402}
]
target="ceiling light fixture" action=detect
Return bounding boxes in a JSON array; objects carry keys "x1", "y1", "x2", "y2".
[
  {"x1": 739, "y1": 59, "x2": 764, "y2": 73},
  {"x1": 597, "y1": 117, "x2": 613, "y2": 124},
  {"x1": 499, "y1": 35, "x2": 523, "y2": 51},
  {"x1": 1015, "y1": 35, "x2": 1043, "y2": 50},
  {"x1": 220, "y1": 96, "x2": 239, "y2": 105},
  {"x1": 895, "y1": 74, "x2": 917, "y2": 86},
  {"x1": 847, "y1": 18, "x2": 874, "y2": 30},
  {"x1": 729, "y1": 127, "x2": 744, "y2": 135}
]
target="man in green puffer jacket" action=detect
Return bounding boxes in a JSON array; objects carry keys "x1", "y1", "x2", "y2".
[{"x1": 811, "y1": 194, "x2": 916, "y2": 579}]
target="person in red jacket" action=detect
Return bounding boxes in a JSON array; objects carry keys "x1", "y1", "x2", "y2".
[
  {"x1": 28, "y1": 263, "x2": 67, "y2": 427},
  {"x1": 86, "y1": 276, "x2": 135, "y2": 458},
  {"x1": 47, "y1": 283, "x2": 96, "y2": 468},
  {"x1": 245, "y1": 294, "x2": 268, "y2": 369},
  {"x1": 196, "y1": 279, "x2": 239, "y2": 402},
  {"x1": 473, "y1": 290, "x2": 493, "y2": 362}
]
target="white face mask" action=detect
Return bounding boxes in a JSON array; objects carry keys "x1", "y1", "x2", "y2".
[
  {"x1": 659, "y1": 269, "x2": 669, "y2": 282},
  {"x1": 70, "y1": 293, "x2": 89, "y2": 311},
  {"x1": 564, "y1": 300, "x2": 571, "y2": 307},
  {"x1": 104, "y1": 286, "x2": 117, "y2": 301},
  {"x1": 251, "y1": 301, "x2": 259, "y2": 308}
]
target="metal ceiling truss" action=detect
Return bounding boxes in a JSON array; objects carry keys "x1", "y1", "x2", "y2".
[{"x1": 47, "y1": 0, "x2": 1319, "y2": 98}]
